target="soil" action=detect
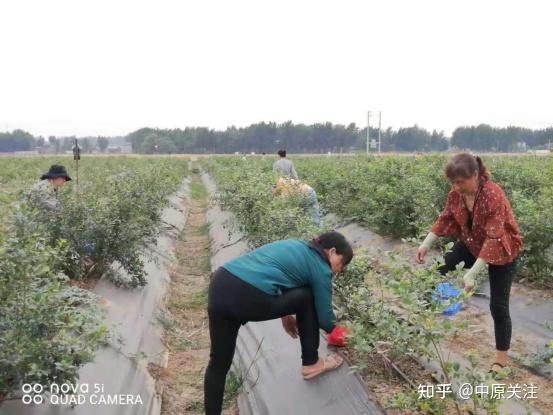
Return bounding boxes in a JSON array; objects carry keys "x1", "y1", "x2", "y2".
[
  {"x1": 445, "y1": 303, "x2": 553, "y2": 415},
  {"x1": 511, "y1": 280, "x2": 553, "y2": 300},
  {"x1": 150, "y1": 172, "x2": 238, "y2": 415},
  {"x1": 352, "y1": 231, "x2": 553, "y2": 415},
  {"x1": 341, "y1": 349, "x2": 461, "y2": 414},
  {"x1": 67, "y1": 278, "x2": 98, "y2": 291}
]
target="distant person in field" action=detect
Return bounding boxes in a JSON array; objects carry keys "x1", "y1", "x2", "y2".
[
  {"x1": 416, "y1": 153, "x2": 523, "y2": 376},
  {"x1": 273, "y1": 149, "x2": 298, "y2": 179},
  {"x1": 204, "y1": 231, "x2": 353, "y2": 415},
  {"x1": 28, "y1": 164, "x2": 72, "y2": 212},
  {"x1": 272, "y1": 177, "x2": 322, "y2": 226}
]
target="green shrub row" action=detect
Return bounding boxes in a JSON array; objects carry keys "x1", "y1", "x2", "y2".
[
  {"x1": 203, "y1": 154, "x2": 553, "y2": 282},
  {"x1": 1, "y1": 157, "x2": 188, "y2": 400}
]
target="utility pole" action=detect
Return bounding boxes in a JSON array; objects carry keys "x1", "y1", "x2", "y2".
[
  {"x1": 72, "y1": 138, "x2": 81, "y2": 194},
  {"x1": 378, "y1": 111, "x2": 382, "y2": 153},
  {"x1": 366, "y1": 111, "x2": 371, "y2": 154}
]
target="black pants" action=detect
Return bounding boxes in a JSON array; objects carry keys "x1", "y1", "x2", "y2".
[
  {"x1": 204, "y1": 267, "x2": 320, "y2": 415},
  {"x1": 438, "y1": 242, "x2": 516, "y2": 351}
]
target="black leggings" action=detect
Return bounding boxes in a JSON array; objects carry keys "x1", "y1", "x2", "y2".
[
  {"x1": 438, "y1": 241, "x2": 516, "y2": 351},
  {"x1": 204, "y1": 267, "x2": 320, "y2": 415}
]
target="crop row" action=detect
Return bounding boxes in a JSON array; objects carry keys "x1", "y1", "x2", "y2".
[
  {"x1": 202, "y1": 157, "x2": 518, "y2": 413},
  {"x1": 0, "y1": 157, "x2": 188, "y2": 400},
  {"x1": 205, "y1": 154, "x2": 553, "y2": 283}
]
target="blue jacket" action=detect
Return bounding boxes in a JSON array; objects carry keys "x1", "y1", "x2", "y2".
[{"x1": 223, "y1": 239, "x2": 336, "y2": 332}]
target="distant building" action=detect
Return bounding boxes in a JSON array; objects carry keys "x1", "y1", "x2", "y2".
[
  {"x1": 14, "y1": 150, "x2": 39, "y2": 155},
  {"x1": 107, "y1": 137, "x2": 133, "y2": 153},
  {"x1": 37, "y1": 146, "x2": 55, "y2": 154},
  {"x1": 515, "y1": 142, "x2": 527, "y2": 151},
  {"x1": 106, "y1": 144, "x2": 132, "y2": 153},
  {"x1": 107, "y1": 146, "x2": 122, "y2": 154}
]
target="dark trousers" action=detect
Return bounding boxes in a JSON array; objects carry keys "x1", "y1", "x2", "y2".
[
  {"x1": 204, "y1": 267, "x2": 320, "y2": 415},
  {"x1": 438, "y1": 242, "x2": 516, "y2": 351}
]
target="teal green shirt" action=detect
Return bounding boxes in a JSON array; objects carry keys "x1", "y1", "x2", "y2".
[{"x1": 222, "y1": 239, "x2": 336, "y2": 332}]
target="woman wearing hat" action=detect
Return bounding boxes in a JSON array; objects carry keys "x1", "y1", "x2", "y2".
[
  {"x1": 32, "y1": 164, "x2": 72, "y2": 212},
  {"x1": 28, "y1": 165, "x2": 97, "y2": 273}
]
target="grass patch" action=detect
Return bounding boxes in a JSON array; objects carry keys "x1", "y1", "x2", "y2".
[
  {"x1": 189, "y1": 181, "x2": 207, "y2": 201},
  {"x1": 187, "y1": 399, "x2": 204, "y2": 412},
  {"x1": 183, "y1": 371, "x2": 241, "y2": 412},
  {"x1": 169, "y1": 291, "x2": 207, "y2": 310},
  {"x1": 198, "y1": 222, "x2": 210, "y2": 236},
  {"x1": 223, "y1": 370, "x2": 243, "y2": 408},
  {"x1": 201, "y1": 254, "x2": 212, "y2": 273},
  {"x1": 187, "y1": 291, "x2": 208, "y2": 308},
  {"x1": 168, "y1": 335, "x2": 193, "y2": 352},
  {"x1": 156, "y1": 310, "x2": 178, "y2": 330}
]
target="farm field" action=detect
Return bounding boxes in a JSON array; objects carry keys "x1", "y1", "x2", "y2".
[
  {"x1": 1, "y1": 153, "x2": 553, "y2": 415},
  {"x1": 0, "y1": 156, "x2": 186, "y2": 231},
  {"x1": 205, "y1": 154, "x2": 553, "y2": 284},
  {"x1": 202, "y1": 153, "x2": 553, "y2": 414},
  {"x1": 0, "y1": 156, "x2": 188, "y2": 407}
]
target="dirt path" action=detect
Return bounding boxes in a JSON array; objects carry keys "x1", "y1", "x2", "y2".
[
  {"x1": 445, "y1": 304, "x2": 553, "y2": 414},
  {"x1": 151, "y1": 171, "x2": 238, "y2": 415}
]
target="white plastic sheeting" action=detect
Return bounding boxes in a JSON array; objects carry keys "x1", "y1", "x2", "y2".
[
  {"x1": 202, "y1": 173, "x2": 385, "y2": 415},
  {"x1": 1, "y1": 182, "x2": 189, "y2": 415}
]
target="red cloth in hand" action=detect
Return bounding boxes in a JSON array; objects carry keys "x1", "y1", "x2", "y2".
[{"x1": 327, "y1": 325, "x2": 351, "y2": 347}]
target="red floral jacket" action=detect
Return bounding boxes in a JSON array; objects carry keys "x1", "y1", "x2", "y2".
[{"x1": 431, "y1": 180, "x2": 523, "y2": 265}]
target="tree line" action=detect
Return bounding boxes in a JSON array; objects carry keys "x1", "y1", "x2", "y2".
[
  {"x1": 126, "y1": 123, "x2": 449, "y2": 153},
  {"x1": 126, "y1": 123, "x2": 552, "y2": 153},
  {"x1": 0, "y1": 131, "x2": 110, "y2": 153},
  {"x1": 1, "y1": 123, "x2": 552, "y2": 153}
]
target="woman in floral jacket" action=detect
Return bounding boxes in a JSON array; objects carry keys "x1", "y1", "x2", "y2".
[{"x1": 416, "y1": 153, "x2": 523, "y2": 375}]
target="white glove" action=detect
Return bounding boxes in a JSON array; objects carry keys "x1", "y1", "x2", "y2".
[
  {"x1": 416, "y1": 232, "x2": 438, "y2": 264},
  {"x1": 462, "y1": 258, "x2": 486, "y2": 292},
  {"x1": 420, "y1": 232, "x2": 438, "y2": 250}
]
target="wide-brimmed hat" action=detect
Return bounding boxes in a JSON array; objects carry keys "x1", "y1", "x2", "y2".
[{"x1": 40, "y1": 165, "x2": 72, "y2": 181}]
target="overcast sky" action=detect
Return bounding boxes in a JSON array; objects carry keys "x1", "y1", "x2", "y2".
[{"x1": 0, "y1": 0, "x2": 551, "y2": 137}]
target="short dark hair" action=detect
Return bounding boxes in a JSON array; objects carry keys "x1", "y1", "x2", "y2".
[
  {"x1": 278, "y1": 150, "x2": 287, "y2": 157},
  {"x1": 314, "y1": 231, "x2": 353, "y2": 266}
]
